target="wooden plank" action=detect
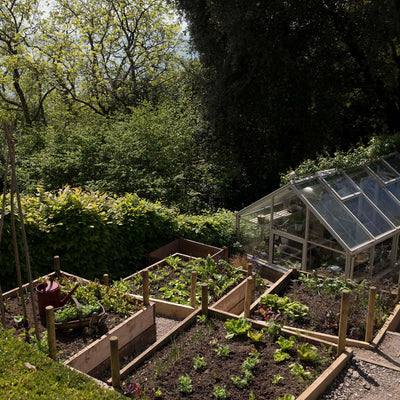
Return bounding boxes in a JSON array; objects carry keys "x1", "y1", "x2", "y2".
[
  {"x1": 282, "y1": 326, "x2": 373, "y2": 349},
  {"x1": 296, "y1": 350, "x2": 353, "y2": 400},
  {"x1": 65, "y1": 304, "x2": 155, "y2": 374},
  {"x1": 211, "y1": 277, "x2": 247, "y2": 313},
  {"x1": 108, "y1": 308, "x2": 201, "y2": 384},
  {"x1": 373, "y1": 303, "x2": 400, "y2": 346},
  {"x1": 152, "y1": 298, "x2": 194, "y2": 319}
]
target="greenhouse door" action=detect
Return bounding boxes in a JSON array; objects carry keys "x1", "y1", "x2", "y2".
[{"x1": 272, "y1": 233, "x2": 304, "y2": 269}]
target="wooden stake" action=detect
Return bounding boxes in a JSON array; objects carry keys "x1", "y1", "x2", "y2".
[
  {"x1": 6, "y1": 124, "x2": 39, "y2": 338},
  {"x1": 190, "y1": 271, "x2": 197, "y2": 308},
  {"x1": 397, "y1": 271, "x2": 400, "y2": 300},
  {"x1": 244, "y1": 276, "x2": 253, "y2": 318},
  {"x1": 247, "y1": 263, "x2": 253, "y2": 277},
  {"x1": 337, "y1": 290, "x2": 350, "y2": 356},
  {"x1": 201, "y1": 283, "x2": 209, "y2": 315},
  {"x1": 365, "y1": 286, "x2": 376, "y2": 343},
  {"x1": 0, "y1": 151, "x2": 10, "y2": 328},
  {"x1": 46, "y1": 306, "x2": 57, "y2": 360},
  {"x1": 103, "y1": 273, "x2": 109, "y2": 287},
  {"x1": 110, "y1": 336, "x2": 120, "y2": 388},
  {"x1": 54, "y1": 256, "x2": 61, "y2": 278},
  {"x1": 142, "y1": 270, "x2": 149, "y2": 306}
]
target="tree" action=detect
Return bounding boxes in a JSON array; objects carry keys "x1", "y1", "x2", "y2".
[
  {"x1": 42, "y1": 0, "x2": 185, "y2": 115},
  {"x1": 174, "y1": 0, "x2": 400, "y2": 208},
  {"x1": 0, "y1": 0, "x2": 54, "y2": 126}
]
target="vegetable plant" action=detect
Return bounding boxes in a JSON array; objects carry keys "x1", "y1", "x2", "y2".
[
  {"x1": 230, "y1": 350, "x2": 260, "y2": 388},
  {"x1": 178, "y1": 375, "x2": 193, "y2": 394},
  {"x1": 225, "y1": 317, "x2": 252, "y2": 339},
  {"x1": 276, "y1": 335, "x2": 296, "y2": 351},
  {"x1": 271, "y1": 374, "x2": 284, "y2": 384},
  {"x1": 273, "y1": 349, "x2": 290, "y2": 362},
  {"x1": 260, "y1": 294, "x2": 309, "y2": 322},
  {"x1": 297, "y1": 343, "x2": 322, "y2": 364},
  {"x1": 247, "y1": 330, "x2": 263, "y2": 342},
  {"x1": 214, "y1": 344, "x2": 230, "y2": 357},
  {"x1": 213, "y1": 385, "x2": 228, "y2": 399},
  {"x1": 54, "y1": 303, "x2": 102, "y2": 323},
  {"x1": 289, "y1": 363, "x2": 313, "y2": 381},
  {"x1": 193, "y1": 354, "x2": 207, "y2": 371}
]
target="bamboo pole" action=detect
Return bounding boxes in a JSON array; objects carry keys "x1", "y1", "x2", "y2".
[
  {"x1": 0, "y1": 151, "x2": 10, "y2": 328},
  {"x1": 244, "y1": 276, "x2": 253, "y2": 318},
  {"x1": 365, "y1": 286, "x2": 376, "y2": 343},
  {"x1": 6, "y1": 124, "x2": 39, "y2": 338},
  {"x1": 201, "y1": 283, "x2": 209, "y2": 316},
  {"x1": 46, "y1": 306, "x2": 57, "y2": 360},
  {"x1": 110, "y1": 336, "x2": 120, "y2": 388},
  {"x1": 190, "y1": 270, "x2": 197, "y2": 308},
  {"x1": 54, "y1": 256, "x2": 61, "y2": 278},
  {"x1": 337, "y1": 290, "x2": 350, "y2": 356},
  {"x1": 142, "y1": 270, "x2": 149, "y2": 306},
  {"x1": 103, "y1": 273, "x2": 109, "y2": 287}
]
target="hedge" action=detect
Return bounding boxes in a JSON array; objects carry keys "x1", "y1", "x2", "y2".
[{"x1": 0, "y1": 187, "x2": 236, "y2": 291}]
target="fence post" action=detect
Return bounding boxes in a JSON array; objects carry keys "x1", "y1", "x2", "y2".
[
  {"x1": 142, "y1": 270, "x2": 149, "y2": 306},
  {"x1": 247, "y1": 263, "x2": 253, "y2": 277},
  {"x1": 110, "y1": 336, "x2": 120, "y2": 388},
  {"x1": 365, "y1": 286, "x2": 376, "y2": 343},
  {"x1": 103, "y1": 273, "x2": 109, "y2": 287},
  {"x1": 190, "y1": 271, "x2": 197, "y2": 308},
  {"x1": 201, "y1": 283, "x2": 209, "y2": 316},
  {"x1": 46, "y1": 306, "x2": 57, "y2": 360},
  {"x1": 244, "y1": 276, "x2": 253, "y2": 318},
  {"x1": 54, "y1": 256, "x2": 61, "y2": 278},
  {"x1": 337, "y1": 290, "x2": 350, "y2": 356}
]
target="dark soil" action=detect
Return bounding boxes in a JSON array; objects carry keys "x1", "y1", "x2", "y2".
[
  {"x1": 3, "y1": 293, "x2": 134, "y2": 361},
  {"x1": 121, "y1": 318, "x2": 334, "y2": 400},
  {"x1": 252, "y1": 279, "x2": 396, "y2": 341}
]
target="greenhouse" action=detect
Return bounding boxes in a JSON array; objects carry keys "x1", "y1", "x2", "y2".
[{"x1": 237, "y1": 153, "x2": 400, "y2": 281}]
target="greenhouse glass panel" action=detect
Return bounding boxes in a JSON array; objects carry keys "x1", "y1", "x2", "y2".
[
  {"x1": 387, "y1": 181, "x2": 400, "y2": 201},
  {"x1": 296, "y1": 179, "x2": 371, "y2": 249},
  {"x1": 308, "y1": 213, "x2": 345, "y2": 251},
  {"x1": 368, "y1": 159, "x2": 399, "y2": 182},
  {"x1": 323, "y1": 171, "x2": 359, "y2": 198},
  {"x1": 272, "y1": 187, "x2": 306, "y2": 238},
  {"x1": 347, "y1": 167, "x2": 400, "y2": 226},
  {"x1": 383, "y1": 153, "x2": 400, "y2": 174},
  {"x1": 343, "y1": 195, "x2": 393, "y2": 237}
]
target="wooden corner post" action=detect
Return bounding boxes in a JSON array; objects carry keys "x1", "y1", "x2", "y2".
[
  {"x1": 54, "y1": 256, "x2": 61, "y2": 278},
  {"x1": 365, "y1": 286, "x2": 376, "y2": 343},
  {"x1": 337, "y1": 290, "x2": 350, "y2": 356},
  {"x1": 190, "y1": 270, "x2": 197, "y2": 308},
  {"x1": 142, "y1": 270, "x2": 149, "y2": 306},
  {"x1": 110, "y1": 336, "x2": 120, "y2": 388},
  {"x1": 46, "y1": 305, "x2": 57, "y2": 360},
  {"x1": 244, "y1": 276, "x2": 253, "y2": 318},
  {"x1": 201, "y1": 283, "x2": 209, "y2": 316}
]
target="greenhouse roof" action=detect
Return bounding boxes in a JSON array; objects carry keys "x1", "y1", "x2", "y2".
[{"x1": 238, "y1": 153, "x2": 400, "y2": 253}]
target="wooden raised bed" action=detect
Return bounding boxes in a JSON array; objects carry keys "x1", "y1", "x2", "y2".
[
  {"x1": 2, "y1": 271, "x2": 157, "y2": 378},
  {"x1": 110, "y1": 307, "x2": 352, "y2": 400},
  {"x1": 146, "y1": 237, "x2": 228, "y2": 265},
  {"x1": 246, "y1": 268, "x2": 400, "y2": 349}
]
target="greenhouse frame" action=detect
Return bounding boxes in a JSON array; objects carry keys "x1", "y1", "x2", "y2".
[{"x1": 237, "y1": 152, "x2": 400, "y2": 281}]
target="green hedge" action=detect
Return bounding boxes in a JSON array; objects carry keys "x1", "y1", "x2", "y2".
[
  {"x1": 0, "y1": 329, "x2": 124, "y2": 400},
  {"x1": 0, "y1": 187, "x2": 235, "y2": 291}
]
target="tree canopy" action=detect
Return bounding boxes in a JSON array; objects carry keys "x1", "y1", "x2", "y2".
[{"x1": 174, "y1": 0, "x2": 400, "y2": 208}]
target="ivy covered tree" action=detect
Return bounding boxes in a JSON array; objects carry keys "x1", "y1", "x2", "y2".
[{"x1": 174, "y1": 0, "x2": 400, "y2": 208}]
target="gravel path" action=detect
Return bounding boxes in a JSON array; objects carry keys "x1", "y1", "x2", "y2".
[{"x1": 320, "y1": 332, "x2": 400, "y2": 400}]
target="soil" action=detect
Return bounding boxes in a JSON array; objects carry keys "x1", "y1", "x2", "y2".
[
  {"x1": 252, "y1": 279, "x2": 396, "y2": 341},
  {"x1": 121, "y1": 318, "x2": 334, "y2": 399},
  {"x1": 3, "y1": 293, "x2": 135, "y2": 361}
]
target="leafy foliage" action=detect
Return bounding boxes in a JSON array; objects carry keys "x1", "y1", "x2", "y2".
[
  {"x1": 0, "y1": 187, "x2": 236, "y2": 291},
  {"x1": 260, "y1": 294, "x2": 309, "y2": 322},
  {"x1": 178, "y1": 375, "x2": 193, "y2": 394},
  {"x1": 225, "y1": 317, "x2": 252, "y2": 339}
]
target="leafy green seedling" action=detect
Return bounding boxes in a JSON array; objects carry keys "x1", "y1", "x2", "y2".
[
  {"x1": 215, "y1": 344, "x2": 230, "y2": 357},
  {"x1": 213, "y1": 385, "x2": 228, "y2": 399},
  {"x1": 247, "y1": 330, "x2": 263, "y2": 342},
  {"x1": 193, "y1": 354, "x2": 207, "y2": 371},
  {"x1": 272, "y1": 374, "x2": 284, "y2": 384},
  {"x1": 225, "y1": 317, "x2": 251, "y2": 339},
  {"x1": 178, "y1": 375, "x2": 193, "y2": 394}
]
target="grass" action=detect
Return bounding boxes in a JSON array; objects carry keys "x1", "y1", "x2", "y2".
[{"x1": 0, "y1": 329, "x2": 124, "y2": 400}]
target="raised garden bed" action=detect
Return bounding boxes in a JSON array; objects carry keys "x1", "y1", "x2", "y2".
[
  {"x1": 124, "y1": 254, "x2": 259, "y2": 307},
  {"x1": 146, "y1": 237, "x2": 228, "y2": 265},
  {"x1": 115, "y1": 310, "x2": 347, "y2": 400},
  {"x1": 2, "y1": 272, "x2": 156, "y2": 377},
  {"x1": 250, "y1": 269, "x2": 399, "y2": 346}
]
